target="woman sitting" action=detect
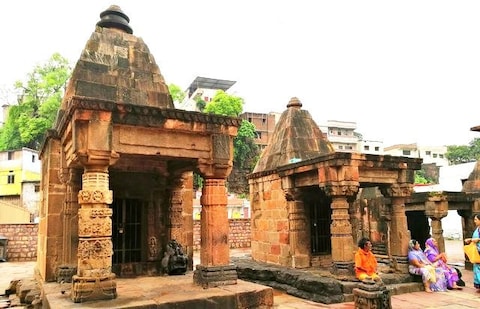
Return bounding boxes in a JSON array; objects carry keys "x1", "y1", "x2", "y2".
[
  {"x1": 408, "y1": 239, "x2": 447, "y2": 292},
  {"x1": 424, "y1": 237, "x2": 461, "y2": 290}
]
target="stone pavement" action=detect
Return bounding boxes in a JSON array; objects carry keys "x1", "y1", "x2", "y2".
[{"x1": 1, "y1": 241, "x2": 480, "y2": 308}]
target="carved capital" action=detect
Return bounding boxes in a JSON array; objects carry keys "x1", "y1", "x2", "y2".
[
  {"x1": 380, "y1": 183, "x2": 413, "y2": 198},
  {"x1": 324, "y1": 184, "x2": 359, "y2": 198},
  {"x1": 283, "y1": 188, "x2": 302, "y2": 201}
]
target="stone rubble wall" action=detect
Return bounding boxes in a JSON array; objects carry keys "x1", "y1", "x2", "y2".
[
  {"x1": 0, "y1": 224, "x2": 38, "y2": 262},
  {"x1": 0, "y1": 221, "x2": 251, "y2": 261},
  {"x1": 194, "y1": 219, "x2": 251, "y2": 250}
]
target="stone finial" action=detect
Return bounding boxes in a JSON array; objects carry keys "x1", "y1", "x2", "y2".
[
  {"x1": 286, "y1": 97, "x2": 302, "y2": 109},
  {"x1": 96, "y1": 5, "x2": 133, "y2": 34}
]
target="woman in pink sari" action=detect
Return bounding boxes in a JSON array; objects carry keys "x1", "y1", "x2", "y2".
[{"x1": 424, "y1": 237, "x2": 461, "y2": 290}]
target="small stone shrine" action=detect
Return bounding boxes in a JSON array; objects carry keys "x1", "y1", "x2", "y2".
[{"x1": 37, "y1": 5, "x2": 244, "y2": 303}]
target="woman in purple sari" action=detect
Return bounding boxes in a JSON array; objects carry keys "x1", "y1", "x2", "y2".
[
  {"x1": 408, "y1": 239, "x2": 447, "y2": 292},
  {"x1": 424, "y1": 237, "x2": 460, "y2": 289}
]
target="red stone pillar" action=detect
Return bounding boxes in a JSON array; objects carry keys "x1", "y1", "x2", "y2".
[
  {"x1": 381, "y1": 184, "x2": 413, "y2": 273},
  {"x1": 193, "y1": 178, "x2": 237, "y2": 288},
  {"x1": 327, "y1": 184, "x2": 358, "y2": 275},
  {"x1": 424, "y1": 195, "x2": 448, "y2": 253}
]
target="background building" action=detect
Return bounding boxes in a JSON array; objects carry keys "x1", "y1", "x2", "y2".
[
  {"x1": 0, "y1": 148, "x2": 41, "y2": 223},
  {"x1": 384, "y1": 143, "x2": 448, "y2": 167}
]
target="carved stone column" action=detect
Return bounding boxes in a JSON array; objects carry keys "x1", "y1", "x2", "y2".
[
  {"x1": 71, "y1": 167, "x2": 116, "y2": 302},
  {"x1": 57, "y1": 168, "x2": 82, "y2": 283},
  {"x1": 283, "y1": 183, "x2": 308, "y2": 268},
  {"x1": 326, "y1": 184, "x2": 358, "y2": 275},
  {"x1": 193, "y1": 178, "x2": 237, "y2": 288},
  {"x1": 380, "y1": 184, "x2": 413, "y2": 273},
  {"x1": 424, "y1": 194, "x2": 448, "y2": 253}
]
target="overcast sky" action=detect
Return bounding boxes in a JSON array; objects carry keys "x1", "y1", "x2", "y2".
[{"x1": 1, "y1": 1, "x2": 479, "y2": 147}]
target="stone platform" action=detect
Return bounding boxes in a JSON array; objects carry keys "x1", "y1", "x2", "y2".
[{"x1": 42, "y1": 272, "x2": 273, "y2": 309}]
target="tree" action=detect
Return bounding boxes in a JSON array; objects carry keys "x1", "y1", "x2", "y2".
[
  {"x1": 0, "y1": 53, "x2": 71, "y2": 150},
  {"x1": 204, "y1": 90, "x2": 243, "y2": 117},
  {"x1": 446, "y1": 138, "x2": 480, "y2": 165},
  {"x1": 203, "y1": 91, "x2": 259, "y2": 194},
  {"x1": 168, "y1": 83, "x2": 186, "y2": 105}
]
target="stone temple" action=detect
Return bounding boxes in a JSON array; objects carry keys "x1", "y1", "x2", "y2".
[{"x1": 36, "y1": 5, "x2": 272, "y2": 306}]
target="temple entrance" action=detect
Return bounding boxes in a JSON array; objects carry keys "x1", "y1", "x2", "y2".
[
  {"x1": 304, "y1": 187, "x2": 332, "y2": 255},
  {"x1": 112, "y1": 198, "x2": 143, "y2": 264}
]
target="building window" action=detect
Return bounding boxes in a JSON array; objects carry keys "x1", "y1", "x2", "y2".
[
  {"x1": 433, "y1": 153, "x2": 438, "y2": 158},
  {"x1": 256, "y1": 131, "x2": 262, "y2": 139},
  {"x1": 34, "y1": 185, "x2": 40, "y2": 192},
  {"x1": 7, "y1": 174, "x2": 14, "y2": 184},
  {"x1": 346, "y1": 145, "x2": 353, "y2": 150},
  {"x1": 364, "y1": 145, "x2": 370, "y2": 151},
  {"x1": 7, "y1": 152, "x2": 13, "y2": 160},
  {"x1": 338, "y1": 145, "x2": 344, "y2": 150},
  {"x1": 439, "y1": 154, "x2": 444, "y2": 158},
  {"x1": 425, "y1": 151, "x2": 431, "y2": 156},
  {"x1": 262, "y1": 118, "x2": 266, "y2": 124},
  {"x1": 375, "y1": 146, "x2": 379, "y2": 151},
  {"x1": 402, "y1": 150, "x2": 411, "y2": 156},
  {"x1": 32, "y1": 154, "x2": 36, "y2": 163}
]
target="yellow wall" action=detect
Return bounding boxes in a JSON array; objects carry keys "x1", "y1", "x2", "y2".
[{"x1": 0, "y1": 203, "x2": 30, "y2": 223}]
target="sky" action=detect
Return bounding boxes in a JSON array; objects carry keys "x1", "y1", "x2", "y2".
[{"x1": 0, "y1": 1, "x2": 479, "y2": 147}]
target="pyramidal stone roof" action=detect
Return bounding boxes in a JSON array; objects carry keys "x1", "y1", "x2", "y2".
[
  {"x1": 462, "y1": 161, "x2": 480, "y2": 193},
  {"x1": 61, "y1": 5, "x2": 173, "y2": 110},
  {"x1": 253, "y1": 97, "x2": 334, "y2": 173}
]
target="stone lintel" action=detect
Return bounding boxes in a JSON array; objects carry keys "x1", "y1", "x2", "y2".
[{"x1": 193, "y1": 264, "x2": 238, "y2": 288}]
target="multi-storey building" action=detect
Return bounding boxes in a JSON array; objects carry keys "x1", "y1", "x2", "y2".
[
  {"x1": 384, "y1": 143, "x2": 448, "y2": 167},
  {"x1": 319, "y1": 120, "x2": 362, "y2": 152},
  {"x1": 177, "y1": 76, "x2": 236, "y2": 111},
  {"x1": 0, "y1": 148, "x2": 41, "y2": 222},
  {"x1": 239, "y1": 112, "x2": 280, "y2": 151}
]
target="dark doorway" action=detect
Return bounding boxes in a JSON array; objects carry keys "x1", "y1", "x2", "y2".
[
  {"x1": 112, "y1": 198, "x2": 143, "y2": 264},
  {"x1": 304, "y1": 187, "x2": 332, "y2": 255}
]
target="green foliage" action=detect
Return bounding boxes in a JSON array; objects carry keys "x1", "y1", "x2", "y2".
[
  {"x1": 446, "y1": 138, "x2": 480, "y2": 165},
  {"x1": 414, "y1": 169, "x2": 432, "y2": 184},
  {"x1": 234, "y1": 120, "x2": 259, "y2": 170},
  {"x1": 0, "y1": 53, "x2": 71, "y2": 150},
  {"x1": 195, "y1": 98, "x2": 206, "y2": 112},
  {"x1": 168, "y1": 83, "x2": 186, "y2": 104},
  {"x1": 204, "y1": 90, "x2": 243, "y2": 117}
]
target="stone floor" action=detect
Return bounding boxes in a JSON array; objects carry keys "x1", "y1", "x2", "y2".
[{"x1": 1, "y1": 240, "x2": 480, "y2": 308}]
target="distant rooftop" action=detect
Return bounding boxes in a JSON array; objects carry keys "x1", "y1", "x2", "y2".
[{"x1": 187, "y1": 76, "x2": 236, "y2": 97}]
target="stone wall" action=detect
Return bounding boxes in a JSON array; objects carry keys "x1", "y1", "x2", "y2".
[
  {"x1": 193, "y1": 219, "x2": 251, "y2": 250},
  {"x1": 0, "y1": 223, "x2": 38, "y2": 262}
]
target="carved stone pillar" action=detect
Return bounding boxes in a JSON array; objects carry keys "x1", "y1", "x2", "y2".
[
  {"x1": 424, "y1": 194, "x2": 448, "y2": 253},
  {"x1": 71, "y1": 167, "x2": 116, "y2": 302},
  {"x1": 326, "y1": 184, "x2": 358, "y2": 275},
  {"x1": 283, "y1": 185, "x2": 308, "y2": 268},
  {"x1": 380, "y1": 184, "x2": 413, "y2": 273},
  {"x1": 57, "y1": 168, "x2": 82, "y2": 283},
  {"x1": 193, "y1": 178, "x2": 237, "y2": 288}
]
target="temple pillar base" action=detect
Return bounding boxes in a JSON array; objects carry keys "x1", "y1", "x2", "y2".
[
  {"x1": 353, "y1": 283, "x2": 391, "y2": 309},
  {"x1": 193, "y1": 264, "x2": 238, "y2": 288},
  {"x1": 71, "y1": 274, "x2": 117, "y2": 303},
  {"x1": 331, "y1": 261, "x2": 354, "y2": 276}
]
